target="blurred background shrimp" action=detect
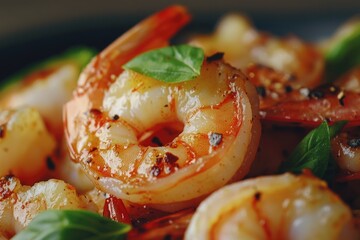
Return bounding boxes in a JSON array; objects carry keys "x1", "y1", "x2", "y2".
[
  {"x1": 189, "y1": 14, "x2": 324, "y2": 89},
  {"x1": 64, "y1": 6, "x2": 261, "y2": 211},
  {"x1": 185, "y1": 173, "x2": 359, "y2": 240},
  {"x1": 0, "y1": 48, "x2": 95, "y2": 190},
  {"x1": 0, "y1": 175, "x2": 102, "y2": 239}
]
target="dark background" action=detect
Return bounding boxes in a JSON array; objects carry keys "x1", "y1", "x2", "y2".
[{"x1": 1, "y1": 0, "x2": 359, "y2": 80}]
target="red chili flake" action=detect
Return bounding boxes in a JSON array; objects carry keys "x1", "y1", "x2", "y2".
[
  {"x1": 103, "y1": 195, "x2": 131, "y2": 224},
  {"x1": 164, "y1": 152, "x2": 178, "y2": 164},
  {"x1": 89, "y1": 108, "x2": 102, "y2": 116},
  {"x1": 209, "y1": 132, "x2": 223, "y2": 146}
]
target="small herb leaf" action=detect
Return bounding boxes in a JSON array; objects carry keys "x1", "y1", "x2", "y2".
[
  {"x1": 281, "y1": 121, "x2": 331, "y2": 178},
  {"x1": 281, "y1": 121, "x2": 347, "y2": 178},
  {"x1": 123, "y1": 45, "x2": 205, "y2": 83},
  {"x1": 12, "y1": 210, "x2": 131, "y2": 240},
  {"x1": 325, "y1": 22, "x2": 360, "y2": 81}
]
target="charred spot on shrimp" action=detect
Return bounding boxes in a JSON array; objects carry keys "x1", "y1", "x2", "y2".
[
  {"x1": 209, "y1": 132, "x2": 223, "y2": 147},
  {"x1": 150, "y1": 166, "x2": 161, "y2": 177},
  {"x1": 46, "y1": 157, "x2": 56, "y2": 171},
  {"x1": 206, "y1": 52, "x2": 224, "y2": 62},
  {"x1": 0, "y1": 125, "x2": 5, "y2": 138},
  {"x1": 139, "y1": 122, "x2": 184, "y2": 147},
  {"x1": 254, "y1": 191, "x2": 262, "y2": 201}
]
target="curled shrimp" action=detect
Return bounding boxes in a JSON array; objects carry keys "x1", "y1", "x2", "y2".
[
  {"x1": 0, "y1": 176, "x2": 98, "y2": 238},
  {"x1": 189, "y1": 14, "x2": 324, "y2": 89},
  {"x1": 64, "y1": 6, "x2": 261, "y2": 209},
  {"x1": 185, "y1": 173, "x2": 359, "y2": 240}
]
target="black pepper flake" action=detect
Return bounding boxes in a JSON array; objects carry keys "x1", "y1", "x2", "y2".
[
  {"x1": 112, "y1": 114, "x2": 119, "y2": 120},
  {"x1": 209, "y1": 132, "x2": 223, "y2": 147},
  {"x1": 284, "y1": 85, "x2": 293, "y2": 93},
  {"x1": 163, "y1": 234, "x2": 172, "y2": 240},
  {"x1": 256, "y1": 86, "x2": 266, "y2": 97},
  {"x1": 151, "y1": 137, "x2": 163, "y2": 147},
  {"x1": 46, "y1": 157, "x2": 56, "y2": 171},
  {"x1": 164, "y1": 152, "x2": 179, "y2": 164},
  {"x1": 150, "y1": 166, "x2": 161, "y2": 177},
  {"x1": 309, "y1": 89, "x2": 324, "y2": 99},
  {"x1": 206, "y1": 52, "x2": 224, "y2": 62},
  {"x1": 348, "y1": 138, "x2": 360, "y2": 148},
  {"x1": 337, "y1": 91, "x2": 345, "y2": 106},
  {"x1": 254, "y1": 191, "x2": 261, "y2": 201}
]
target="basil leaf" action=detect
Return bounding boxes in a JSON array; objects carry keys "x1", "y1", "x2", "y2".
[
  {"x1": 13, "y1": 210, "x2": 131, "y2": 240},
  {"x1": 281, "y1": 121, "x2": 331, "y2": 178},
  {"x1": 123, "y1": 45, "x2": 204, "y2": 83},
  {"x1": 329, "y1": 120, "x2": 348, "y2": 138},
  {"x1": 325, "y1": 22, "x2": 360, "y2": 81},
  {"x1": 281, "y1": 121, "x2": 347, "y2": 178}
]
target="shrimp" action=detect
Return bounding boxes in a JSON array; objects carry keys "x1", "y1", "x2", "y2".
[
  {"x1": 189, "y1": 14, "x2": 324, "y2": 89},
  {"x1": 185, "y1": 173, "x2": 359, "y2": 240},
  {"x1": 64, "y1": 5, "x2": 261, "y2": 210},
  {"x1": 0, "y1": 176, "x2": 98, "y2": 239},
  {"x1": 0, "y1": 48, "x2": 95, "y2": 139},
  {"x1": 0, "y1": 107, "x2": 56, "y2": 185},
  {"x1": 1, "y1": 61, "x2": 81, "y2": 139}
]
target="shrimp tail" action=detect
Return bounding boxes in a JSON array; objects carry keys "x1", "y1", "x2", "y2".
[{"x1": 77, "y1": 5, "x2": 191, "y2": 95}]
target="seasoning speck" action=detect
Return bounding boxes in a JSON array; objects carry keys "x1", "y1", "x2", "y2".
[
  {"x1": 151, "y1": 137, "x2": 163, "y2": 147},
  {"x1": 112, "y1": 114, "x2": 119, "y2": 120},
  {"x1": 206, "y1": 52, "x2": 224, "y2": 62},
  {"x1": 150, "y1": 166, "x2": 161, "y2": 177},
  {"x1": 348, "y1": 138, "x2": 360, "y2": 148},
  {"x1": 46, "y1": 157, "x2": 56, "y2": 171},
  {"x1": 254, "y1": 191, "x2": 262, "y2": 201},
  {"x1": 164, "y1": 152, "x2": 179, "y2": 164},
  {"x1": 0, "y1": 125, "x2": 5, "y2": 138},
  {"x1": 209, "y1": 132, "x2": 223, "y2": 146},
  {"x1": 256, "y1": 86, "x2": 266, "y2": 97}
]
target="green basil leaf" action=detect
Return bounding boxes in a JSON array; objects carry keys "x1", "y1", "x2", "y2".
[
  {"x1": 12, "y1": 210, "x2": 131, "y2": 240},
  {"x1": 329, "y1": 120, "x2": 348, "y2": 138},
  {"x1": 281, "y1": 121, "x2": 347, "y2": 178},
  {"x1": 281, "y1": 121, "x2": 331, "y2": 178},
  {"x1": 123, "y1": 45, "x2": 204, "y2": 83},
  {"x1": 325, "y1": 22, "x2": 360, "y2": 82}
]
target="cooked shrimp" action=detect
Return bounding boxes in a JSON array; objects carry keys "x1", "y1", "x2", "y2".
[
  {"x1": 332, "y1": 130, "x2": 360, "y2": 174},
  {"x1": 189, "y1": 14, "x2": 324, "y2": 89},
  {"x1": 64, "y1": 6, "x2": 261, "y2": 210},
  {"x1": 0, "y1": 62, "x2": 82, "y2": 139},
  {"x1": 185, "y1": 173, "x2": 359, "y2": 240},
  {"x1": 0, "y1": 176, "x2": 98, "y2": 239},
  {"x1": 0, "y1": 107, "x2": 56, "y2": 185}
]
